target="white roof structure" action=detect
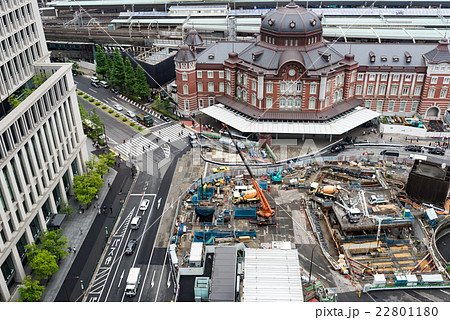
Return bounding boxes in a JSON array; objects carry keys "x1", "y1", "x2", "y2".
[
  {"x1": 189, "y1": 242, "x2": 203, "y2": 264},
  {"x1": 243, "y1": 248, "x2": 303, "y2": 302},
  {"x1": 202, "y1": 104, "x2": 379, "y2": 135}
]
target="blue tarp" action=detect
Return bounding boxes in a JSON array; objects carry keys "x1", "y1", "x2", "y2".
[
  {"x1": 258, "y1": 181, "x2": 268, "y2": 190},
  {"x1": 193, "y1": 230, "x2": 257, "y2": 243},
  {"x1": 234, "y1": 207, "x2": 257, "y2": 219}
]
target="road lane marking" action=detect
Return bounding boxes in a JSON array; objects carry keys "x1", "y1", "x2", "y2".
[
  {"x1": 118, "y1": 270, "x2": 125, "y2": 287},
  {"x1": 157, "y1": 198, "x2": 161, "y2": 209},
  {"x1": 89, "y1": 88, "x2": 97, "y2": 93},
  {"x1": 151, "y1": 270, "x2": 156, "y2": 288}
]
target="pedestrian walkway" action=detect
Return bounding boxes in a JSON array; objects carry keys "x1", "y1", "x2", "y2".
[
  {"x1": 152, "y1": 123, "x2": 191, "y2": 144},
  {"x1": 113, "y1": 135, "x2": 158, "y2": 160},
  {"x1": 40, "y1": 167, "x2": 117, "y2": 302}
]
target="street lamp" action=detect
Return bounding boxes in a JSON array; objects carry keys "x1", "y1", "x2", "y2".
[{"x1": 308, "y1": 244, "x2": 319, "y2": 283}]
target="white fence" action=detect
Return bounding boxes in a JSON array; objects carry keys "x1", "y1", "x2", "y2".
[{"x1": 380, "y1": 123, "x2": 450, "y2": 138}]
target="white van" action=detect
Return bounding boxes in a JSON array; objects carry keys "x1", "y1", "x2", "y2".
[{"x1": 130, "y1": 216, "x2": 142, "y2": 230}]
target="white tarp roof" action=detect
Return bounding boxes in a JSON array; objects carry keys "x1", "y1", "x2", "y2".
[
  {"x1": 243, "y1": 248, "x2": 303, "y2": 302},
  {"x1": 190, "y1": 242, "x2": 203, "y2": 263},
  {"x1": 201, "y1": 104, "x2": 379, "y2": 135}
]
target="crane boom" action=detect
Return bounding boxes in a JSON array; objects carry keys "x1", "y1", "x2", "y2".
[{"x1": 222, "y1": 124, "x2": 275, "y2": 220}]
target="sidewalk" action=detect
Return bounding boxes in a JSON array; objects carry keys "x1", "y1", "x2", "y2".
[
  {"x1": 40, "y1": 168, "x2": 117, "y2": 302},
  {"x1": 40, "y1": 141, "x2": 125, "y2": 302}
]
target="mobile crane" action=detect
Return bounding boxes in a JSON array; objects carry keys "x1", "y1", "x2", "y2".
[{"x1": 222, "y1": 124, "x2": 275, "y2": 224}]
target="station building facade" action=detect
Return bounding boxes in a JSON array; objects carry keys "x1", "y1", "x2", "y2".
[
  {"x1": 175, "y1": 1, "x2": 450, "y2": 136},
  {"x1": 0, "y1": 0, "x2": 88, "y2": 301}
]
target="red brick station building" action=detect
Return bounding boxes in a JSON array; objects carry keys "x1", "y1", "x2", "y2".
[{"x1": 175, "y1": 1, "x2": 450, "y2": 138}]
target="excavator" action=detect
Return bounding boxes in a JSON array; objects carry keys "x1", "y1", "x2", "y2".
[{"x1": 222, "y1": 124, "x2": 275, "y2": 224}]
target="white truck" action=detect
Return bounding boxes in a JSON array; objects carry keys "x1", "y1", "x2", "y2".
[
  {"x1": 368, "y1": 195, "x2": 389, "y2": 205},
  {"x1": 125, "y1": 267, "x2": 141, "y2": 297}
]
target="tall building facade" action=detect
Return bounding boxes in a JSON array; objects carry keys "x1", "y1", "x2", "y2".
[
  {"x1": 175, "y1": 1, "x2": 450, "y2": 136},
  {"x1": 0, "y1": 0, "x2": 88, "y2": 301}
]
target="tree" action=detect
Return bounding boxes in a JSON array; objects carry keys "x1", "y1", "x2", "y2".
[
  {"x1": 92, "y1": 155, "x2": 109, "y2": 176},
  {"x1": 105, "y1": 54, "x2": 113, "y2": 80},
  {"x1": 39, "y1": 229, "x2": 69, "y2": 261},
  {"x1": 72, "y1": 61, "x2": 79, "y2": 71},
  {"x1": 134, "y1": 65, "x2": 150, "y2": 101},
  {"x1": 95, "y1": 45, "x2": 108, "y2": 76},
  {"x1": 58, "y1": 202, "x2": 74, "y2": 216},
  {"x1": 124, "y1": 57, "x2": 135, "y2": 93},
  {"x1": 25, "y1": 242, "x2": 39, "y2": 262},
  {"x1": 99, "y1": 152, "x2": 116, "y2": 168},
  {"x1": 73, "y1": 173, "x2": 104, "y2": 205},
  {"x1": 78, "y1": 103, "x2": 89, "y2": 121},
  {"x1": 90, "y1": 108, "x2": 104, "y2": 137},
  {"x1": 111, "y1": 48, "x2": 125, "y2": 88},
  {"x1": 18, "y1": 276, "x2": 45, "y2": 302},
  {"x1": 29, "y1": 250, "x2": 58, "y2": 280}
]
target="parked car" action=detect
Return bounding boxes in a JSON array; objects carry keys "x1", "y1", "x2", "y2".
[
  {"x1": 330, "y1": 144, "x2": 345, "y2": 153},
  {"x1": 362, "y1": 151, "x2": 374, "y2": 155},
  {"x1": 91, "y1": 81, "x2": 100, "y2": 88},
  {"x1": 100, "y1": 80, "x2": 109, "y2": 88},
  {"x1": 90, "y1": 76, "x2": 99, "y2": 83},
  {"x1": 111, "y1": 88, "x2": 119, "y2": 95},
  {"x1": 160, "y1": 115, "x2": 171, "y2": 122},
  {"x1": 139, "y1": 199, "x2": 150, "y2": 211},
  {"x1": 113, "y1": 104, "x2": 123, "y2": 111},
  {"x1": 213, "y1": 166, "x2": 230, "y2": 173},
  {"x1": 124, "y1": 239, "x2": 137, "y2": 255},
  {"x1": 126, "y1": 110, "x2": 135, "y2": 118},
  {"x1": 428, "y1": 147, "x2": 445, "y2": 155},
  {"x1": 405, "y1": 145, "x2": 423, "y2": 152},
  {"x1": 188, "y1": 132, "x2": 197, "y2": 140}
]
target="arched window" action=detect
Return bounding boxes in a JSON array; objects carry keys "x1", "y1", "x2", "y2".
[
  {"x1": 333, "y1": 91, "x2": 338, "y2": 103},
  {"x1": 295, "y1": 98, "x2": 301, "y2": 108},
  {"x1": 183, "y1": 85, "x2": 188, "y2": 95},
  {"x1": 287, "y1": 98, "x2": 294, "y2": 107},
  {"x1": 242, "y1": 89, "x2": 247, "y2": 102},
  {"x1": 339, "y1": 89, "x2": 344, "y2": 101},
  {"x1": 237, "y1": 87, "x2": 242, "y2": 98},
  {"x1": 280, "y1": 97, "x2": 286, "y2": 108}
]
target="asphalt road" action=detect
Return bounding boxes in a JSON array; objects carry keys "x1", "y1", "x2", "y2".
[
  {"x1": 85, "y1": 145, "x2": 189, "y2": 302},
  {"x1": 55, "y1": 151, "x2": 134, "y2": 302},
  {"x1": 338, "y1": 287, "x2": 450, "y2": 302}
]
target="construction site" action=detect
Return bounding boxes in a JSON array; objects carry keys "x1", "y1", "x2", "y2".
[{"x1": 165, "y1": 128, "x2": 450, "y2": 302}]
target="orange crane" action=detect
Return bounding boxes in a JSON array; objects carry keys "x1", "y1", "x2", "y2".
[{"x1": 222, "y1": 124, "x2": 275, "y2": 223}]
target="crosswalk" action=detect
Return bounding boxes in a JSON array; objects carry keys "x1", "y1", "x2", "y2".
[
  {"x1": 113, "y1": 135, "x2": 158, "y2": 159},
  {"x1": 152, "y1": 123, "x2": 192, "y2": 143}
]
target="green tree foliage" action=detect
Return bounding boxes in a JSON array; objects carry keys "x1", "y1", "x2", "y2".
[
  {"x1": 32, "y1": 73, "x2": 49, "y2": 87},
  {"x1": 58, "y1": 202, "x2": 74, "y2": 216},
  {"x1": 111, "y1": 48, "x2": 125, "y2": 88},
  {"x1": 39, "y1": 229, "x2": 69, "y2": 261},
  {"x1": 93, "y1": 156, "x2": 109, "y2": 176},
  {"x1": 162, "y1": 98, "x2": 171, "y2": 110},
  {"x1": 25, "y1": 242, "x2": 39, "y2": 262},
  {"x1": 72, "y1": 61, "x2": 79, "y2": 71},
  {"x1": 124, "y1": 57, "x2": 135, "y2": 93},
  {"x1": 99, "y1": 152, "x2": 116, "y2": 168},
  {"x1": 90, "y1": 108, "x2": 104, "y2": 136},
  {"x1": 8, "y1": 73, "x2": 50, "y2": 109},
  {"x1": 105, "y1": 54, "x2": 113, "y2": 80},
  {"x1": 18, "y1": 276, "x2": 45, "y2": 302},
  {"x1": 134, "y1": 65, "x2": 150, "y2": 101},
  {"x1": 29, "y1": 250, "x2": 58, "y2": 280},
  {"x1": 95, "y1": 45, "x2": 108, "y2": 76},
  {"x1": 73, "y1": 173, "x2": 104, "y2": 205},
  {"x1": 78, "y1": 103, "x2": 89, "y2": 120}
]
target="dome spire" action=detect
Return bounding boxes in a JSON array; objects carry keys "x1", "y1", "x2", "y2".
[{"x1": 286, "y1": 0, "x2": 299, "y2": 8}]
